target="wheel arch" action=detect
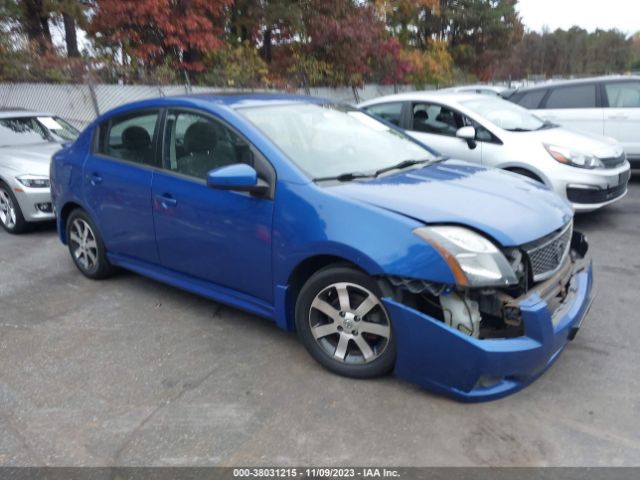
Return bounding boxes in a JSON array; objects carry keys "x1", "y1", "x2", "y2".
[
  {"x1": 278, "y1": 254, "x2": 374, "y2": 332},
  {"x1": 500, "y1": 163, "x2": 550, "y2": 186},
  {"x1": 58, "y1": 200, "x2": 86, "y2": 244}
]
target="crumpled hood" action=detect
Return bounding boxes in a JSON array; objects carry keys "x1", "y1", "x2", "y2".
[
  {"x1": 520, "y1": 126, "x2": 623, "y2": 159},
  {"x1": 329, "y1": 160, "x2": 573, "y2": 247},
  {"x1": 0, "y1": 143, "x2": 60, "y2": 176}
]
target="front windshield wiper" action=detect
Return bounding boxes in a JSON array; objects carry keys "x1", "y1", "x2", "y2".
[
  {"x1": 373, "y1": 157, "x2": 443, "y2": 177},
  {"x1": 313, "y1": 172, "x2": 376, "y2": 183},
  {"x1": 313, "y1": 157, "x2": 446, "y2": 183}
]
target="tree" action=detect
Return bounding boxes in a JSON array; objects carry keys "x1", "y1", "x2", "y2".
[
  {"x1": 437, "y1": 0, "x2": 523, "y2": 79},
  {"x1": 298, "y1": 0, "x2": 388, "y2": 87},
  {"x1": 89, "y1": 0, "x2": 232, "y2": 78}
]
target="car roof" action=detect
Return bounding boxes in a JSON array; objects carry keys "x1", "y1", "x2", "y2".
[
  {"x1": 440, "y1": 84, "x2": 508, "y2": 92},
  {"x1": 93, "y1": 92, "x2": 335, "y2": 123},
  {"x1": 514, "y1": 75, "x2": 640, "y2": 92},
  {"x1": 359, "y1": 90, "x2": 488, "y2": 107},
  {"x1": 170, "y1": 92, "x2": 331, "y2": 108},
  {"x1": 0, "y1": 109, "x2": 55, "y2": 119}
]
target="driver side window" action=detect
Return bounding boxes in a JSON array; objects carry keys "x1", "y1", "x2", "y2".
[{"x1": 163, "y1": 110, "x2": 252, "y2": 180}]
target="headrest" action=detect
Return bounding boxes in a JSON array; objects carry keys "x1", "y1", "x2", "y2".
[
  {"x1": 121, "y1": 126, "x2": 151, "y2": 150},
  {"x1": 184, "y1": 121, "x2": 217, "y2": 153},
  {"x1": 414, "y1": 110, "x2": 429, "y2": 121}
]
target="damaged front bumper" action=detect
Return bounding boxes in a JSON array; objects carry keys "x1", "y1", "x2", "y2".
[{"x1": 385, "y1": 248, "x2": 594, "y2": 402}]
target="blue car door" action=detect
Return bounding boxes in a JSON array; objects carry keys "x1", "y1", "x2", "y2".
[
  {"x1": 83, "y1": 109, "x2": 160, "y2": 263},
  {"x1": 151, "y1": 109, "x2": 274, "y2": 303}
]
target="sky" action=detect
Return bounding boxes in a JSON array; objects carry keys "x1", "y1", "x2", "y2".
[{"x1": 517, "y1": 0, "x2": 638, "y2": 35}]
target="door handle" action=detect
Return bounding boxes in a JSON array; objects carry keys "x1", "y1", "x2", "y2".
[
  {"x1": 155, "y1": 193, "x2": 177, "y2": 209},
  {"x1": 607, "y1": 114, "x2": 628, "y2": 120},
  {"x1": 89, "y1": 173, "x2": 102, "y2": 186}
]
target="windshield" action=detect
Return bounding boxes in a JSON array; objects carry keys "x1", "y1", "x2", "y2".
[
  {"x1": 239, "y1": 103, "x2": 434, "y2": 180},
  {"x1": 37, "y1": 116, "x2": 80, "y2": 142},
  {"x1": 461, "y1": 97, "x2": 548, "y2": 132},
  {"x1": 0, "y1": 116, "x2": 79, "y2": 147}
]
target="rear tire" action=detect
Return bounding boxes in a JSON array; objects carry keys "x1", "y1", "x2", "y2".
[
  {"x1": 0, "y1": 181, "x2": 28, "y2": 234},
  {"x1": 295, "y1": 265, "x2": 396, "y2": 379},
  {"x1": 66, "y1": 209, "x2": 114, "y2": 279}
]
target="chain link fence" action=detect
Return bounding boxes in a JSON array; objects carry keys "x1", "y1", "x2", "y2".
[{"x1": 0, "y1": 83, "x2": 418, "y2": 128}]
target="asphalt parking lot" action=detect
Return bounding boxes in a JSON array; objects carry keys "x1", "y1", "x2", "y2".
[{"x1": 1, "y1": 175, "x2": 639, "y2": 467}]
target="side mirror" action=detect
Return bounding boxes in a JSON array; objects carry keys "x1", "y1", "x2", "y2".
[
  {"x1": 206, "y1": 164, "x2": 269, "y2": 195},
  {"x1": 456, "y1": 126, "x2": 477, "y2": 150}
]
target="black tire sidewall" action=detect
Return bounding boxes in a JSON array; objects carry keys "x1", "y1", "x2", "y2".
[
  {"x1": 0, "y1": 181, "x2": 28, "y2": 234},
  {"x1": 295, "y1": 266, "x2": 396, "y2": 379},
  {"x1": 65, "y1": 209, "x2": 113, "y2": 279}
]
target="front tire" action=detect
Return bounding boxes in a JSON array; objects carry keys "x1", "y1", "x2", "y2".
[
  {"x1": 295, "y1": 266, "x2": 396, "y2": 378},
  {"x1": 66, "y1": 209, "x2": 114, "y2": 279},
  {"x1": 0, "y1": 181, "x2": 28, "y2": 234}
]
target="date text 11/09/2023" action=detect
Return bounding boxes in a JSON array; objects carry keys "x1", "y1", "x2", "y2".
[{"x1": 233, "y1": 468, "x2": 400, "y2": 478}]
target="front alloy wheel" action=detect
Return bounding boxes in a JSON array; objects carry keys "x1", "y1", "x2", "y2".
[
  {"x1": 310, "y1": 282, "x2": 391, "y2": 364},
  {"x1": 296, "y1": 266, "x2": 396, "y2": 378},
  {"x1": 0, "y1": 183, "x2": 27, "y2": 233}
]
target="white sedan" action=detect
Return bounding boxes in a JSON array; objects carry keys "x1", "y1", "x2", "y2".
[{"x1": 359, "y1": 92, "x2": 631, "y2": 212}]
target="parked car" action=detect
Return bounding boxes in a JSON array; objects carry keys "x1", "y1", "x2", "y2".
[
  {"x1": 359, "y1": 92, "x2": 631, "y2": 212},
  {"x1": 0, "y1": 110, "x2": 80, "y2": 233},
  {"x1": 51, "y1": 94, "x2": 593, "y2": 401},
  {"x1": 507, "y1": 76, "x2": 640, "y2": 168}
]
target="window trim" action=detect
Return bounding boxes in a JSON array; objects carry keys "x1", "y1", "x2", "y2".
[
  {"x1": 91, "y1": 108, "x2": 162, "y2": 168},
  {"x1": 515, "y1": 89, "x2": 548, "y2": 109},
  {"x1": 361, "y1": 101, "x2": 406, "y2": 128},
  {"x1": 408, "y1": 101, "x2": 504, "y2": 145},
  {"x1": 539, "y1": 83, "x2": 600, "y2": 110},
  {"x1": 157, "y1": 106, "x2": 277, "y2": 199},
  {"x1": 602, "y1": 80, "x2": 640, "y2": 109}
]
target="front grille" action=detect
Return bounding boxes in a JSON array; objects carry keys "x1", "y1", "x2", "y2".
[
  {"x1": 523, "y1": 222, "x2": 573, "y2": 282},
  {"x1": 599, "y1": 153, "x2": 627, "y2": 168},
  {"x1": 567, "y1": 183, "x2": 627, "y2": 204}
]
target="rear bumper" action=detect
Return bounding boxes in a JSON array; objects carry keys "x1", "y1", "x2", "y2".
[{"x1": 387, "y1": 259, "x2": 594, "y2": 402}]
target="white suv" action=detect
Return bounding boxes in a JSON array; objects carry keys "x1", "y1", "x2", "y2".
[{"x1": 508, "y1": 76, "x2": 640, "y2": 168}]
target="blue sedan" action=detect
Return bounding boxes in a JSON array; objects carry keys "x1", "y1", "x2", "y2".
[{"x1": 50, "y1": 94, "x2": 594, "y2": 401}]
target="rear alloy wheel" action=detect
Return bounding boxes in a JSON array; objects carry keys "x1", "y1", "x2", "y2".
[
  {"x1": 0, "y1": 182, "x2": 27, "y2": 234},
  {"x1": 66, "y1": 209, "x2": 114, "y2": 279},
  {"x1": 296, "y1": 266, "x2": 396, "y2": 378}
]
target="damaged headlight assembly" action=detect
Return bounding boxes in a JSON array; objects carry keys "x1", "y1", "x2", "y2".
[
  {"x1": 385, "y1": 226, "x2": 525, "y2": 338},
  {"x1": 413, "y1": 226, "x2": 518, "y2": 287}
]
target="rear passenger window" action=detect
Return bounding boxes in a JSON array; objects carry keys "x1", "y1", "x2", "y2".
[
  {"x1": 605, "y1": 81, "x2": 640, "y2": 108},
  {"x1": 97, "y1": 111, "x2": 159, "y2": 165},
  {"x1": 545, "y1": 85, "x2": 597, "y2": 109},
  {"x1": 517, "y1": 90, "x2": 546, "y2": 109},
  {"x1": 363, "y1": 102, "x2": 403, "y2": 126}
]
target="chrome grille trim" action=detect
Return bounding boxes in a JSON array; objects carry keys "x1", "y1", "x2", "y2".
[{"x1": 524, "y1": 221, "x2": 573, "y2": 282}]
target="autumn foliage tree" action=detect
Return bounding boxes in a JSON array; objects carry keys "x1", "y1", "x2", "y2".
[{"x1": 88, "y1": 0, "x2": 232, "y2": 77}]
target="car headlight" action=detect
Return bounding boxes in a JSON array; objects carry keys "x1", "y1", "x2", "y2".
[
  {"x1": 544, "y1": 143, "x2": 603, "y2": 169},
  {"x1": 16, "y1": 175, "x2": 50, "y2": 188},
  {"x1": 413, "y1": 226, "x2": 518, "y2": 287}
]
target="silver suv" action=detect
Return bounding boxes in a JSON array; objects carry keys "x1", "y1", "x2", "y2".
[
  {"x1": 0, "y1": 110, "x2": 79, "y2": 233},
  {"x1": 508, "y1": 76, "x2": 640, "y2": 168}
]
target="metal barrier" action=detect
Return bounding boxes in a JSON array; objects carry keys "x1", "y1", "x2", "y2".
[{"x1": 0, "y1": 83, "x2": 417, "y2": 128}]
